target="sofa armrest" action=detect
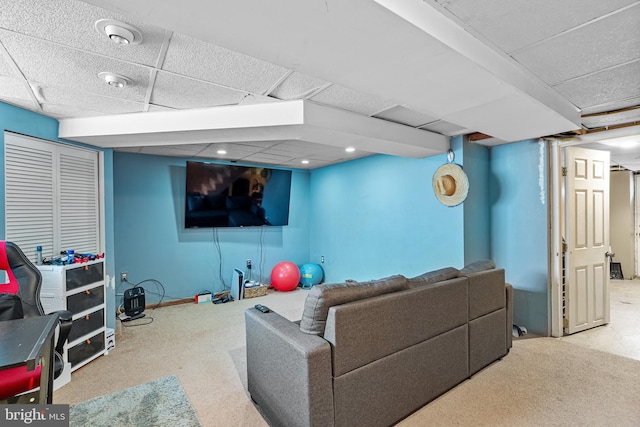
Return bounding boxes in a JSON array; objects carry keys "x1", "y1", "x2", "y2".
[
  {"x1": 245, "y1": 307, "x2": 334, "y2": 427},
  {"x1": 505, "y1": 283, "x2": 513, "y2": 350}
]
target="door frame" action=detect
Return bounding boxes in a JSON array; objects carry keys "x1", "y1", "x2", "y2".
[{"x1": 549, "y1": 136, "x2": 614, "y2": 337}]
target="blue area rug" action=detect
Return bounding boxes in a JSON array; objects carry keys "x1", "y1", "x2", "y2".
[{"x1": 70, "y1": 375, "x2": 202, "y2": 427}]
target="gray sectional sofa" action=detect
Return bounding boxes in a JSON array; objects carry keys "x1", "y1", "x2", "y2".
[{"x1": 245, "y1": 261, "x2": 513, "y2": 427}]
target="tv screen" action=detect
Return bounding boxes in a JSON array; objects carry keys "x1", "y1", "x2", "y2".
[{"x1": 185, "y1": 161, "x2": 292, "y2": 228}]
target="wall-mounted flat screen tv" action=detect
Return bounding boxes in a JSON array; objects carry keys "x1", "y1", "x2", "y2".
[{"x1": 185, "y1": 161, "x2": 292, "y2": 228}]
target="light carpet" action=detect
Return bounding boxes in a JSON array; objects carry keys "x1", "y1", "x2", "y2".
[{"x1": 70, "y1": 375, "x2": 202, "y2": 427}]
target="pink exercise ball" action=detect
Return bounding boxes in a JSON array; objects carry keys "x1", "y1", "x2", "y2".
[{"x1": 270, "y1": 261, "x2": 301, "y2": 292}]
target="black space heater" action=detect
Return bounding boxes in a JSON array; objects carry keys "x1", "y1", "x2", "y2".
[{"x1": 123, "y1": 287, "x2": 146, "y2": 320}]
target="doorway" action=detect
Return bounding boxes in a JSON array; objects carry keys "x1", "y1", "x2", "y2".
[{"x1": 550, "y1": 141, "x2": 611, "y2": 337}]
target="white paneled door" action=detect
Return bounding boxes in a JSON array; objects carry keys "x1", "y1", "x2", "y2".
[{"x1": 564, "y1": 147, "x2": 610, "y2": 335}]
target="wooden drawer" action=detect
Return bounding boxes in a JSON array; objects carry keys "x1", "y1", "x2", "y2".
[
  {"x1": 69, "y1": 308, "x2": 104, "y2": 342},
  {"x1": 68, "y1": 330, "x2": 105, "y2": 368},
  {"x1": 67, "y1": 285, "x2": 104, "y2": 314},
  {"x1": 66, "y1": 262, "x2": 104, "y2": 291}
]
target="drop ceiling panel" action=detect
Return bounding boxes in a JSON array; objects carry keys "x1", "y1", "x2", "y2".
[
  {"x1": 151, "y1": 71, "x2": 248, "y2": 109},
  {"x1": 0, "y1": 30, "x2": 150, "y2": 101},
  {"x1": 197, "y1": 144, "x2": 265, "y2": 158},
  {"x1": 553, "y1": 60, "x2": 640, "y2": 109},
  {"x1": 139, "y1": 144, "x2": 208, "y2": 156},
  {"x1": 438, "y1": 0, "x2": 638, "y2": 53},
  {"x1": 38, "y1": 84, "x2": 144, "y2": 115},
  {"x1": 582, "y1": 109, "x2": 640, "y2": 130},
  {"x1": 373, "y1": 105, "x2": 439, "y2": 127},
  {"x1": 419, "y1": 120, "x2": 468, "y2": 135},
  {"x1": 269, "y1": 71, "x2": 328, "y2": 100},
  {"x1": 309, "y1": 84, "x2": 395, "y2": 116},
  {"x1": 513, "y1": 5, "x2": 640, "y2": 84},
  {"x1": 580, "y1": 97, "x2": 640, "y2": 115},
  {"x1": 162, "y1": 33, "x2": 290, "y2": 94},
  {"x1": 267, "y1": 140, "x2": 330, "y2": 155},
  {"x1": 242, "y1": 152, "x2": 296, "y2": 164},
  {"x1": 0, "y1": 76, "x2": 32, "y2": 102},
  {"x1": 0, "y1": 54, "x2": 16, "y2": 77},
  {"x1": 0, "y1": 0, "x2": 167, "y2": 67}
]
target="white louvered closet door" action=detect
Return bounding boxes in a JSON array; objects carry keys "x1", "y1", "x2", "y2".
[
  {"x1": 4, "y1": 132, "x2": 100, "y2": 262},
  {"x1": 58, "y1": 145, "x2": 99, "y2": 255}
]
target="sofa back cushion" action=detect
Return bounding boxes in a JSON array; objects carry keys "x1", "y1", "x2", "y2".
[
  {"x1": 465, "y1": 268, "x2": 505, "y2": 320},
  {"x1": 325, "y1": 277, "x2": 469, "y2": 377},
  {"x1": 299, "y1": 275, "x2": 408, "y2": 335},
  {"x1": 460, "y1": 259, "x2": 495, "y2": 275},
  {"x1": 407, "y1": 267, "x2": 460, "y2": 288}
]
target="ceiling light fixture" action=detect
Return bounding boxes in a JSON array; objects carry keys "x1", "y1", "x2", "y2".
[
  {"x1": 98, "y1": 72, "x2": 130, "y2": 88},
  {"x1": 217, "y1": 149, "x2": 227, "y2": 155},
  {"x1": 301, "y1": 160, "x2": 310, "y2": 164},
  {"x1": 95, "y1": 19, "x2": 143, "y2": 45},
  {"x1": 345, "y1": 147, "x2": 356, "y2": 153}
]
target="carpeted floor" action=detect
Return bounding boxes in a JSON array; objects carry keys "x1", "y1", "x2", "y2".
[
  {"x1": 54, "y1": 287, "x2": 640, "y2": 426},
  {"x1": 70, "y1": 375, "x2": 201, "y2": 427}
]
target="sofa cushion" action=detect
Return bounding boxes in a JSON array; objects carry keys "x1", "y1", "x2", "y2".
[
  {"x1": 407, "y1": 267, "x2": 460, "y2": 288},
  {"x1": 460, "y1": 259, "x2": 495, "y2": 275},
  {"x1": 299, "y1": 275, "x2": 408, "y2": 335}
]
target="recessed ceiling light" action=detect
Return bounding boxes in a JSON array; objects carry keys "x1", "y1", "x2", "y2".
[
  {"x1": 217, "y1": 149, "x2": 227, "y2": 155},
  {"x1": 98, "y1": 72, "x2": 130, "y2": 88},
  {"x1": 345, "y1": 147, "x2": 356, "y2": 153},
  {"x1": 95, "y1": 19, "x2": 143, "y2": 45},
  {"x1": 301, "y1": 160, "x2": 310, "y2": 164}
]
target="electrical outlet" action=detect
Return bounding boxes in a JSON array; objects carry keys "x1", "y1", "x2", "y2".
[
  {"x1": 120, "y1": 272, "x2": 128, "y2": 282},
  {"x1": 246, "y1": 259, "x2": 252, "y2": 270},
  {"x1": 321, "y1": 256, "x2": 325, "y2": 263}
]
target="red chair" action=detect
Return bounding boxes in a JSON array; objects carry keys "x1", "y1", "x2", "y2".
[{"x1": 0, "y1": 241, "x2": 72, "y2": 403}]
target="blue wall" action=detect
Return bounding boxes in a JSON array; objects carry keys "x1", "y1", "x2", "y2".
[
  {"x1": 490, "y1": 139, "x2": 549, "y2": 335},
  {"x1": 308, "y1": 148, "x2": 465, "y2": 283},
  {"x1": 113, "y1": 152, "x2": 311, "y2": 303},
  {"x1": 463, "y1": 140, "x2": 491, "y2": 263},
  {"x1": 0, "y1": 102, "x2": 117, "y2": 328}
]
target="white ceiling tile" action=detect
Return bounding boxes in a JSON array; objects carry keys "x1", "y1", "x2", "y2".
[
  {"x1": 582, "y1": 108, "x2": 640, "y2": 130},
  {"x1": 197, "y1": 144, "x2": 265, "y2": 158},
  {"x1": 0, "y1": 0, "x2": 166, "y2": 67},
  {"x1": 554, "y1": 61, "x2": 640, "y2": 109},
  {"x1": 441, "y1": 0, "x2": 638, "y2": 53},
  {"x1": 269, "y1": 71, "x2": 328, "y2": 100},
  {"x1": 310, "y1": 84, "x2": 395, "y2": 116},
  {"x1": 0, "y1": 97, "x2": 36, "y2": 112},
  {"x1": 38, "y1": 84, "x2": 144, "y2": 114},
  {"x1": 0, "y1": 30, "x2": 149, "y2": 101},
  {"x1": 162, "y1": 33, "x2": 290, "y2": 94},
  {"x1": 373, "y1": 105, "x2": 438, "y2": 127},
  {"x1": 140, "y1": 144, "x2": 208, "y2": 156},
  {"x1": 419, "y1": 120, "x2": 467, "y2": 134},
  {"x1": 513, "y1": 5, "x2": 640, "y2": 84},
  {"x1": 580, "y1": 97, "x2": 640, "y2": 115},
  {"x1": 242, "y1": 152, "x2": 296, "y2": 163},
  {"x1": 151, "y1": 71, "x2": 248, "y2": 109},
  {"x1": 147, "y1": 104, "x2": 176, "y2": 112},
  {"x1": 0, "y1": 53, "x2": 17, "y2": 77},
  {"x1": 0, "y1": 75, "x2": 32, "y2": 101}
]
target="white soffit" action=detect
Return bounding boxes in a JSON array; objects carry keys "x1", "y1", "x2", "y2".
[{"x1": 59, "y1": 100, "x2": 449, "y2": 158}]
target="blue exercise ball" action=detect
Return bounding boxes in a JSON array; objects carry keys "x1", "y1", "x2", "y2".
[{"x1": 299, "y1": 263, "x2": 324, "y2": 288}]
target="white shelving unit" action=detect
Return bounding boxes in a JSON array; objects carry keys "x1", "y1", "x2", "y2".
[{"x1": 37, "y1": 259, "x2": 106, "y2": 372}]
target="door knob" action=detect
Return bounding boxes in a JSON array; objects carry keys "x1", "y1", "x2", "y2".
[{"x1": 605, "y1": 251, "x2": 615, "y2": 258}]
